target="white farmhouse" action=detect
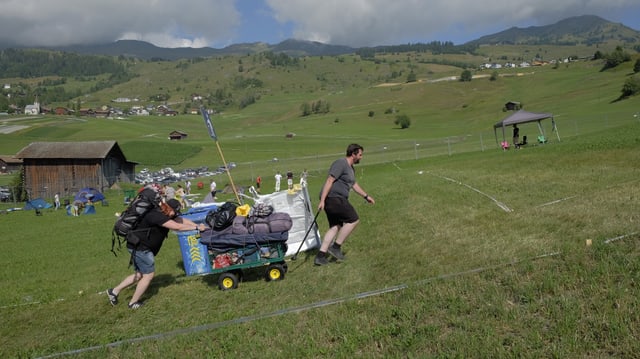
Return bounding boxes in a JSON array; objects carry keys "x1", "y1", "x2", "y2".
[{"x1": 24, "y1": 100, "x2": 40, "y2": 115}]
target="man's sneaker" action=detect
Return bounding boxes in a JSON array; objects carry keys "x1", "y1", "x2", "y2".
[
  {"x1": 327, "y1": 246, "x2": 345, "y2": 261},
  {"x1": 128, "y1": 301, "x2": 144, "y2": 309},
  {"x1": 314, "y1": 255, "x2": 329, "y2": 266},
  {"x1": 107, "y1": 288, "x2": 118, "y2": 306}
]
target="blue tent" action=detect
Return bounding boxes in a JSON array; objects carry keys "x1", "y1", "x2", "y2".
[
  {"x1": 83, "y1": 204, "x2": 96, "y2": 215},
  {"x1": 23, "y1": 198, "x2": 53, "y2": 210},
  {"x1": 74, "y1": 187, "x2": 105, "y2": 203}
]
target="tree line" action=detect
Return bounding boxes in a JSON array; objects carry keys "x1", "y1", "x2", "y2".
[
  {"x1": 0, "y1": 49, "x2": 137, "y2": 111},
  {"x1": 0, "y1": 48, "x2": 130, "y2": 77}
]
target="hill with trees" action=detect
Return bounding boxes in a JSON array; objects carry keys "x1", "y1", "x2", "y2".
[
  {"x1": 468, "y1": 15, "x2": 640, "y2": 47},
  {"x1": 0, "y1": 14, "x2": 638, "y2": 122}
]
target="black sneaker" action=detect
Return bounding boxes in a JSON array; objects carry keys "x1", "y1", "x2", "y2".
[
  {"x1": 128, "y1": 301, "x2": 144, "y2": 309},
  {"x1": 327, "y1": 246, "x2": 345, "y2": 261},
  {"x1": 107, "y1": 288, "x2": 118, "y2": 306},
  {"x1": 314, "y1": 255, "x2": 329, "y2": 266}
]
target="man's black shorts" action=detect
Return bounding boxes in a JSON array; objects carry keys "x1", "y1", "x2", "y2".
[{"x1": 324, "y1": 196, "x2": 359, "y2": 227}]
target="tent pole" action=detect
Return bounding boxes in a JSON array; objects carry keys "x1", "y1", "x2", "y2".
[
  {"x1": 537, "y1": 120, "x2": 546, "y2": 138},
  {"x1": 552, "y1": 117, "x2": 561, "y2": 142}
]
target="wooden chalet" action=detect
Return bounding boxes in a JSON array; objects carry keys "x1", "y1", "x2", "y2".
[
  {"x1": 504, "y1": 101, "x2": 522, "y2": 111},
  {"x1": 169, "y1": 130, "x2": 188, "y2": 140},
  {"x1": 79, "y1": 108, "x2": 95, "y2": 116},
  {"x1": 0, "y1": 155, "x2": 23, "y2": 173},
  {"x1": 15, "y1": 141, "x2": 136, "y2": 198},
  {"x1": 54, "y1": 107, "x2": 73, "y2": 115}
]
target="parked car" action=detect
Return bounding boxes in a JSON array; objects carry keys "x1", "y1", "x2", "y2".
[{"x1": 0, "y1": 188, "x2": 12, "y2": 202}]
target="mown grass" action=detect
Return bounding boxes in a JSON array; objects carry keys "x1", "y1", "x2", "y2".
[{"x1": 1, "y1": 121, "x2": 639, "y2": 358}]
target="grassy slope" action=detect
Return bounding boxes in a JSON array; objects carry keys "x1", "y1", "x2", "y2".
[
  {"x1": 0, "y1": 55, "x2": 637, "y2": 174},
  {"x1": 1, "y1": 54, "x2": 638, "y2": 190},
  {"x1": 0, "y1": 123, "x2": 639, "y2": 358}
]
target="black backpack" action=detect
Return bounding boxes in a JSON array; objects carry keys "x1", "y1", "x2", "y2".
[
  {"x1": 111, "y1": 188, "x2": 161, "y2": 256},
  {"x1": 206, "y1": 201, "x2": 239, "y2": 231}
]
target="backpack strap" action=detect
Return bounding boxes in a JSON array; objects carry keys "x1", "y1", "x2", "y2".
[{"x1": 111, "y1": 228, "x2": 124, "y2": 257}]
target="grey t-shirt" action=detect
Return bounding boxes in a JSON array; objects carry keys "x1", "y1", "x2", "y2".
[{"x1": 326, "y1": 157, "x2": 355, "y2": 199}]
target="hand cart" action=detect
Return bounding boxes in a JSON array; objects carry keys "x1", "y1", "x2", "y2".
[
  {"x1": 176, "y1": 186, "x2": 320, "y2": 290},
  {"x1": 200, "y1": 231, "x2": 289, "y2": 290},
  {"x1": 177, "y1": 229, "x2": 289, "y2": 290}
]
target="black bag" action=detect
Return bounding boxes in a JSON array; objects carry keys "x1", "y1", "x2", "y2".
[
  {"x1": 251, "y1": 203, "x2": 274, "y2": 217},
  {"x1": 111, "y1": 188, "x2": 160, "y2": 256},
  {"x1": 206, "y1": 202, "x2": 239, "y2": 231}
]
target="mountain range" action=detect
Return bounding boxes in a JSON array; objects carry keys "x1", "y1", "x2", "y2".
[{"x1": 3, "y1": 15, "x2": 640, "y2": 60}]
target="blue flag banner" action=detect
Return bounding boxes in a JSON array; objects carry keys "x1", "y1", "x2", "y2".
[{"x1": 201, "y1": 108, "x2": 217, "y2": 141}]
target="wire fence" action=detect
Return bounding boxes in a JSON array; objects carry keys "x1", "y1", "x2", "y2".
[
  {"x1": 2, "y1": 112, "x2": 637, "y2": 206},
  {"x1": 231, "y1": 112, "x2": 639, "y2": 184}
]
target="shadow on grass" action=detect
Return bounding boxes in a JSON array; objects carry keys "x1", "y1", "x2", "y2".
[{"x1": 146, "y1": 274, "x2": 177, "y2": 299}]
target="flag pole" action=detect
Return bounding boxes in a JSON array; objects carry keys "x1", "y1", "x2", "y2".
[
  {"x1": 202, "y1": 107, "x2": 241, "y2": 204},
  {"x1": 215, "y1": 141, "x2": 241, "y2": 204}
]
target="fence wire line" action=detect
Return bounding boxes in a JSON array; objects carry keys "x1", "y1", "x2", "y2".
[{"x1": 427, "y1": 171, "x2": 513, "y2": 212}]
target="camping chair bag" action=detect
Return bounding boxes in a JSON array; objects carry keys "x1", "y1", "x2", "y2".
[{"x1": 231, "y1": 212, "x2": 293, "y2": 234}]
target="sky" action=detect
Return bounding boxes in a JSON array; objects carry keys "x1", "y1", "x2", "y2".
[{"x1": 1, "y1": 0, "x2": 639, "y2": 49}]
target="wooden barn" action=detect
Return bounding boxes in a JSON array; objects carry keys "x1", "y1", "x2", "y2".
[
  {"x1": 0, "y1": 155, "x2": 23, "y2": 173},
  {"x1": 15, "y1": 141, "x2": 136, "y2": 198},
  {"x1": 168, "y1": 130, "x2": 188, "y2": 140},
  {"x1": 504, "y1": 101, "x2": 522, "y2": 111}
]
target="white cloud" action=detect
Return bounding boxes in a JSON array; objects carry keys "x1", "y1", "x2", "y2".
[
  {"x1": 266, "y1": 0, "x2": 640, "y2": 46},
  {"x1": 0, "y1": 0, "x2": 637, "y2": 48},
  {"x1": 0, "y1": 0, "x2": 240, "y2": 48}
]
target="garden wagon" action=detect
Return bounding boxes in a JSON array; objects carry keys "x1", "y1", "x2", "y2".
[
  {"x1": 198, "y1": 231, "x2": 290, "y2": 290},
  {"x1": 176, "y1": 186, "x2": 320, "y2": 290}
]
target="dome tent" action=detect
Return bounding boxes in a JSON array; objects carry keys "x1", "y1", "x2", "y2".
[{"x1": 74, "y1": 187, "x2": 105, "y2": 203}]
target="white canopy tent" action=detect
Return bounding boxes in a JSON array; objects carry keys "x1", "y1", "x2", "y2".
[{"x1": 493, "y1": 110, "x2": 560, "y2": 147}]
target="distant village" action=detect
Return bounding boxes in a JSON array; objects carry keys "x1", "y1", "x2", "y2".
[
  {"x1": 0, "y1": 88, "x2": 210, "y2": 118},
  {"x1": 480, "y1": 56, "x2": 583, "y2": 70}
]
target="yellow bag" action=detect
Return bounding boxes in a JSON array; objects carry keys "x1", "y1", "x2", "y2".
[{"x1": 235, "y1": 204, "x2": 251, "y2": 217}]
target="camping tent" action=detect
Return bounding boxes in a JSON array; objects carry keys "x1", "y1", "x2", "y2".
[
  {"x1": 74, "y1": 187, "x2": 105, "y2": 203},
  {"x1": 23, "y1": 198, "x2": 53, "y2": 210},
  {"x1": 493, "y1": 110, "x2": 560, "y2": 147}
]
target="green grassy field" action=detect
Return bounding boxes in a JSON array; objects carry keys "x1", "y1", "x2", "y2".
[
  {"x1": 0, "y1": 48, "x2": 639, "y2": 357},
  {"x1": 0, "y1": 122, "x2": 638, "y2": 358}
]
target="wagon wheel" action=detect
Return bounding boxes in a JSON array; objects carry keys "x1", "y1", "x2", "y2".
[
  {"x1": 218, "y1": 272, "x2": 239, "y2": 290},
  {"x1": 265, "y1": 264, "x2": 285, "y2": 282}
]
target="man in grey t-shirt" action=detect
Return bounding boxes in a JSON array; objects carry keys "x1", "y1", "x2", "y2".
[{"x1": 315, "y1": 144, "x2": 375, "y2": 266}]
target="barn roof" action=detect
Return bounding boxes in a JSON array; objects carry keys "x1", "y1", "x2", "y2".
[
  {"x1": 0, "y1": 155, "x2": 23, "y2": 164},
  {"x1": 15, "y1": 141, "x2": 125, "y2": 159}
]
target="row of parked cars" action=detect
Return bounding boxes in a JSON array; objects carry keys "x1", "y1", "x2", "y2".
[
  {"x1": 0, "y1": 163, "x2": 239, "y2": 202},
  {"x1": 0, "y1": 186, "x2": 13, "y2": 202},
  {"x1": 134, "y1": 163, "x2": 237, "y2": 185}
]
